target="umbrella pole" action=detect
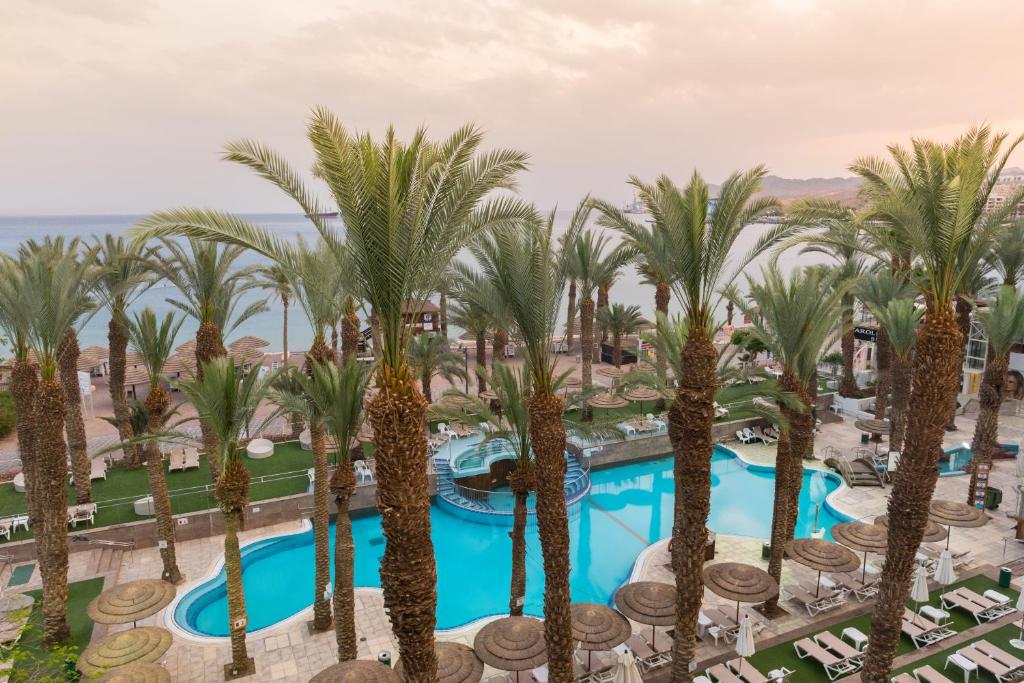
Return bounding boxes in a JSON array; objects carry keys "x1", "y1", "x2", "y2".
[
  {"x1": 816, "y1": 570, "x2": 822, "y2": 598},
  {"x1": 862, "y1": 551, "x2": 868, "y2": 584},
  {"x1": 736, "y1": 601, "x2": 740, "y2": 624},
  {"x1": 946, "y1": 526, "x2": 952, "y2": 551},
  {"x1": 651, "y1": 625, "x2": 656, "y2": 651}
]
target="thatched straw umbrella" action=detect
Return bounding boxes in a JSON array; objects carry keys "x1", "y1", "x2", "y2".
[
  {"x1": 479, "y1": 390, "x2": 499, "y2": 402},
  {"x1": 702, "y1": 562, "x2": 779, "y2": 621},
  {"x1": 853, "y1": 418, "x2": 891, "y2": 449},
  {"x1": 622, "y1": 386, "x2": 661, "y2": 416},
  {"x1": 614, "y1": 581, "x2": 675, "y2": 649},
  {"x1": 597, "y1": 366, "x2": 625, "y2": 381},
  {"x1": 473, "y1": 616, "x2": 547, "y2": 683},
  {"x1": 77, "y1": 627, "x2": 173, "y2": 677},
  {"x1": 310, "y1": 660, "x2": 402, "y2": 682},
  {"x1": 929, "y1": 499, "x2": 987, "y2": 549},
  {"x1": 874, "y1": 514, "x2": 948, "y2": 544},
  {"x1": 228, "y1": 335, "x2": 270, "y2": 350},
  {"x1": 96, "y1": 662, "x2": 171, "y2": 683},
  {"x1": 396, "y1": 641, "x2": 483, "y2": 683},
  {"x1": 831, "y1": 521, "x2": 888, "y2": 582},
  {"x1": 175, "y1": 339, "x2": 196, "y2": 354},
  {"x1": 783, "y1": 538, "x2": 860, "y2": 597},
  {"x1": 588, "y1": 392, "x2": 630, "y2": 418},
  {"x1": 87, "y1": 579, "x2": 176, "y2": 627},
  {"x1": 570, "y1": 602, "x2": 631, "y2": 670}
]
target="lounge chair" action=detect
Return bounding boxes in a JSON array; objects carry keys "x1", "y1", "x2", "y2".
[
  {"x1": 625, "y1": 635, "x2": 655, "y2": 660},
  {"x1": 941, "y1": 587, "x2": 1015, "y2": 623},
  {"x1": 833, "y1": 574, "x2": 878, "y2": 601},
  {"x1": 753, "y1": 426, "x2": 777, "y2": 444},
  {"x1": 168, "y1": 450, "x2": 186, "y2": 472},
  {"x1": 89, "y1": 458, "x2": 107, "y2": 481},
  {"x1": 908, "y1": 665, "x2": 956, "y2": 683},
  {"x1": 741, "y1": 428, "x2": 759, "y2": 443},
  {"x1": 813, "y1": 631, "x2": 862, "y2": 662},
  {"x1": 706, "y1": 664, "x2": 744, "y2": 683},
  {"x1": 788, "y1": 585, "x2": 846, "y2": 616},
  {"x1": 901, "y1": 608, "x2": 955, "y2": 648},
  {"x1": 181, "y1": 448, "x2": 199, "y2": 470},
  {"x1": 0, "y1": 519, "x2": 11, "y2": 541},
  {"x1": 354, "y1": 460, "x2": 374, "y2": 485},
  {"x1": 793, "y1": 637, "x2": 861, "y2": 681},
  {"x1": 954, "y1": 644, "x2": 1022, "y2": 683},
  {"x1": 67, "y1": 503, "x2": 96, "y2": 527},
  {"x1": 975, "y1": 640, "x2": 1024, "y2": 673},
  {"x1": 921, "y1": 544, "x2": 972, "y2": 568},
  {"x1": 724, "y1": 659, "x2": 792, "y2": 682},
  {"x1": 736, "y1": 430, "x2": 756, "y2": 445}
]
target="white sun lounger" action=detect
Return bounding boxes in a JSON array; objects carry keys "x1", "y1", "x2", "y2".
[
  {"x1": 794, "y1": 636, "x2": 861, "y2": 681},
  {"x1": 89, "y1": 458, "x2": 107, "y2": 481}
]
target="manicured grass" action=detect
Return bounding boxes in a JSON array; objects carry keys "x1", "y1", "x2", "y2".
[
  {"x1": 0, "y1": 442, "x2": 322, "y2": 542},
  {"x1": 744, "y1": 575, "x2": 1015, "y2": 682},
  {"x1": 892, "y1": 622, "x2": 1022, "y2": 679},
  {"x1": 9, "y1": 577, "x2": 104, "y2": 678}
]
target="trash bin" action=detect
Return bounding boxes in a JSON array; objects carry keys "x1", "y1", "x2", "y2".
[
  {"x1": 378, "y1": 651, "x2": 392, "y2": 667},
  {"x1": 986, "y1": 486, "x2": 1003, "y2": 510},
  {"x1": 1000, "y1": 567, "x2": 1013, "y2": 589},
  {"x1": 860, "y1": 433, "x2": 870, "y2": 444},
  {"x1": 762, "y1": 543, "x2": 771, "y2": 560}
]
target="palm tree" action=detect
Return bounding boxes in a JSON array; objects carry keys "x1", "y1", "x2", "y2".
[
  {"x1": 178, "y1": 358, "x2": 278, "y2": 678},
  {"x1": 340, "y1": 296, "x2": 361, "y2": 363},
  {"x1": 408, "y1": 333, "x2": 468, "y2": 402},
  {"x1": 966, "y1": 286, "x2": 1024, "y2": 502},
  {"x1": 126, "y1": 307, "x2": 184, "y2": 583},
  {"x1": 94, "y1": 235, "x2": 156, "y2": 469},
  {"x1": 947, "y1": 261, "x2": 995, "y2": 430},
  {"x1": 597, "y1": 168, "x2": 780, "y2": 681},
  {"x1": 273, "y1": 359, "x2": 369, "y2": 660},
  {"x1": 594, "y1": 250, "x2": 628, "y2": 364},
  {"x1": 986, "y1": 220, "x2": 1024, "y2": 288},
  {"x1": 857, "y1": 273, "x2": 919, "y2": 452},
  {"x1": 9, "y1": 238, "x2": 99, "y2": 644},
  {"x1": 734, "y1": 265, "x2": 844, "y2": 612},
  {"x1": 138, "y1": 112, "x2": 529, "y2": 680},
  {"x1": 151, "y1": 237, "x2": 266, "y2": 481},
  {"x1": 447, "y1": 298, "x2": 491, "y2": 394},
  {"x1": 596, "y1": 303, "x2": 645, "y2": 368},
  {"x1": 257, "y1": 264, "x2": 292, "y2": 366},
  {"x1": 857, "y1": 127, "x2": 1024, "y2": 681},
  {"x1": 58, "y1": 326, "x2": 92, "y2": 504}
]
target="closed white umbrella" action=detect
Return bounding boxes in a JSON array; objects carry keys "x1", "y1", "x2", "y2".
[
  {"x1": 934, "y1": 550, "x2": 958, "y2": 586},
  {"x1": 1012, "y1": 590, "x2": 1024, "y2": 650},
  {"x1": 733, "y1": 615, "x2": 756, "y2": 677},
  {"x1": 613, "y1": 651, "x2": 643, "y2": 683},
  {"x1": 910, "y1": 566, "x2": 930, "y2": 625}
]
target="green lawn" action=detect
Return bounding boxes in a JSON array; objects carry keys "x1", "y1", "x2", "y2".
[
  {"x1": 745, "y1": 575, "x2": 1016, "y2": 682},
  {"x1": 6, "y1": 577, "x2": 104, "y2": 679},
  {"x1": 0, "y1": 442, "x2": 325, "y2": 542}
]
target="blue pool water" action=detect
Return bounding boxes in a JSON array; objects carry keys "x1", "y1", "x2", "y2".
[{"x1": 175, "y1": 446, "x2": 847, "y2": 636}]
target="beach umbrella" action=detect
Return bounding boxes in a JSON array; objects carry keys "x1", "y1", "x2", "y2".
[
  {"x1": 702, "y1": 562, "x2": 778, "y2": 622},
  {"x1": 122, "y1": 366, "x2": 149, "y2": 389},
  {"x1": 831, "y1": 522, "x2": 888, "y2": 583},
  {"x1": 853, "y1": 418, "x2": 890, "y2": 451},
  {"x1": 396, "y1": 642, "x2": 483, "y2": 683},
  {"x1": 479, "y1": 390, "x2": 499, "y2": 402},
  {"x1": 175, "y1": 339, "x2": 197, "y2": 354},
  {"x1": 562, "y1": 375, "x2": 582, "y2": 388},
  {"x1": 96, "y1": 663, "x2": 171, "y2": 683},
  {"x1": 733, "y1": 615, "x2": 757, "y2": 678},
  {"x1": 1012, "y1": 591, "x2": 1024, "y2": 649},
  {"x1": 87, "y1": 579, "x2": 176, "y2": 626},
  {"x1": 588, "y1": 392, "x2": 630, "y2": 418},
  {"x1": 229, "y1": 335, "x2": 270, "y2": 350},
  {"x1": 310, "y1": 660, "x2": 402, "y2": 683},
  {"x1": 77, "y1": 627, "x2": 173, "y2": 678},
  {"x1": 473, "y1": 616, "x2": 547, "y2": 683},
  {"x1": 598, "y1": 366, "x2": 626, "y2": 382},
  {"x1": 934, "y1": 549, "x2": 958, "y2": 586},
  {"x1": 612, "y1": 651, "x2": 643, "y2": 683},
  {"x1": 874, "y1": 514, "x2": 948, "y2": 544},
  {"x1": 784, "y1": 538, "x2": 860, "y2": 597},
  {"x1": 571, "y1": 602, "x2": 632, "y2": 670},
  {"x1": 910, "y1": 565, "x2": 930, "y2": 625},
  {"x1": 623, "y1": 386, "x2": 660, "y2": 416},
  {"x1": 929, "y1": 499, "x2": 987, "y2": 550},
  {"x1": 614, "y1": 581, "x2": 675, "y2": 650}
]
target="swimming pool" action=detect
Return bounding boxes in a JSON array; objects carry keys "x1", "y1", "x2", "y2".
[{"x1": 173, "y1": 446, "x2": 848, "y2": 637}]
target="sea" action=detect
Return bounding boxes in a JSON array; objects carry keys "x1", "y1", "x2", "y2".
[{"x1": 0, "y1": 213, "x2": 828, "y2": 356}]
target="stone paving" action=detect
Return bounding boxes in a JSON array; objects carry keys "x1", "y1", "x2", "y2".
[{"x1": 6, "y1": 405, "x2": 1024, "y2": 682}]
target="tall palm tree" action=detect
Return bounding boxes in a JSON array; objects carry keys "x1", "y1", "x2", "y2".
[
  {"x1": 408, "y1": 333, "x2": 467, "y2": 402},
  {"x1": 178, "y1": 358, "x2": 278, "y2": 678},
  {"x1": 10, "y1": 238, "x2": 99, "y2": 644},
  {"x1": 257, "y1": 264, "x2": 292, "y2": 366},
  {"x1": 597, "y1": 168, "x2": 780, "y2": 681},
  {"x1": 151, "y1": 237, "x2": 266, "y2": 481},
  {"x1": 966, "y1": 286, "x2": 1024, "y2": 503},
  {"x1": 857, "y1": 126, "x2": 1024, "y2": 681},
  {"x1": 857, "y1": 273, "x2": 919, "y2": 452},
  {"x1": 94, "y1": 235, "x2": 156, "y2": 469},
  {"x1": 734, "y1": 265, "x2": 844, "y2": 612},
  {"x1": 58, "y1": 326, "x2": 92, "y2": 504},
  {"x1": 596, "y1": 303, "x2": 645, "y2": 368},
  {"x1": 594, "y1": 251, "x2": 627, "y2": 364},
  {"x1": 946, "y1": 261, "x2": 995, "y2": 430},
  {"x1": 986, "y1": 220, "x2": 1024, "y2": 288},
  {"x1": 139, "y1": 112, "x2": 529, "y2": 680},
  {"x1": 447, "y1": 298, "x2": 491, "y2": 394},
  {"x1": 273, "y1": 359, "x2": 369, "y2": 660},
  {"x1": 126, "y1": 308, "x2": 184, "y2": 583}
]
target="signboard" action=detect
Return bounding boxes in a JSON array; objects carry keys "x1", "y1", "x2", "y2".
[
  {"x1": 233, "y1": 617, "x2": 248, "y2": 631},
  {"x1": 78, "y1": 371, "x2": 92, "y2": 396},
  {"x1": 853, "y1": 326, "x2": 879, "y2": 343},
  {"x1": 974, "y1": 462, "x2": 990, "y2": 510}
]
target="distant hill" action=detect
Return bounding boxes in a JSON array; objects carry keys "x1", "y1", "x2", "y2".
[{"x1": 758, "y1": 175, "x2": 863, "y2": 207}]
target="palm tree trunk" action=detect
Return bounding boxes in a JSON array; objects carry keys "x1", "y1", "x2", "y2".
[
  {"x1": 439, "y1": 290, "x2": 448, "y2": 338},
  {"x1": 331, "y1": 466, "x2": 358, "y2": 661},
  {"x1": 667, "y1": 332, "x2": 718, "y2": 682},
  {"x1": 945, "y1": 296, "x2": 972, "y2": 430},
  {"x1": 966, "y1": 352, "x2": 1007, "y2": 503},
  {"x1": 508, "y1": 466, "x2": 533, "y2": 617},
  {"x1": 529, "y1": 390, "x2": 572, "y2": 683},
  {"x1": 861, "y1": 309, "x2": 962, "y2": 682},
  {"x1": 144, "y1": 384, "x2": 182, "y2": 583},
  {"x1": 475, "y1": 331, "x2": 487, "y2": 394},
  {"x1": 282, "y1": 295, "x2": 289, "y2": 366},
  {"x1": 370, "y1": 310, "x2": 382, "y2": 362},
  {"x1": 196, "y1": 320, "x2": 226, "y2": 485},
  {"x1": 565, "y1": 281, "x2": 577, "y2": 354},
  {"x1": 725, "y1": 299, "x2": 735, "y2": 327},
  {"x1": 341, "y1": 304, "x2": 360, "y2": 364},
  {"x1": 580, "y1": 297, "x2": 595, "y2": 422},
  {"x1": 12, "y1": 358, "x2": 43, "y2": 532},
  {"x1": 765, "y1": 427, "x2": 795, "y2": 614},
  {"x1": 492, "y1": 329, "x2": 507, "y2": 372},
  {"x1": 873, "y1": 327, "x2": 891, "y2": 421},
  {"x1": 35, "y1": 376, "x2": 70, "y2": 644},
  {"x1": 217, "y1": 459, "x2": 254, "y2": 678},
  {"x1": 421, "y1": 369, "x2": 433, "y2": 404},
  {"x1": 654, "y1": 282, "x2": 671, "y2": 411},
  {"x1": 595, "y1": 286, "x2": 609, "y2": 363},
  {"x1": 612, "y1": 332, "x2": 623, "y2": 368},
  {"x1": 890, "y1": 354, "x2": 911, "y2": 453},
  {"x1": 366, "y1": 363, "x2": 438, "y2": 682},
  {"x1": 59, "y1": 329, "x2": 92, "y2": 504},
  {"x1": 109, "y1": 312, "x2": 141, "y2": 468},
  {"x1": 310, "y1": 422, "x2": 333, "y2": 631},
  {"x1": 840, "y1": 298, "x2": 858, "y2": 397}
]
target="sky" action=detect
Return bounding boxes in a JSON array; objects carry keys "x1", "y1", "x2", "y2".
[{"x1": 3, "y1": 0, "x2": 1024, "y2": 215}]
